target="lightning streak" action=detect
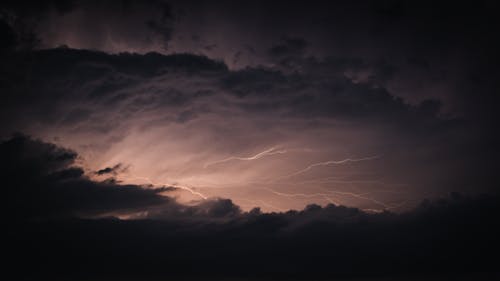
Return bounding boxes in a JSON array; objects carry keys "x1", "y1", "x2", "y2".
[
  {"x1": 204, "y1": 146, "x2": 287, "y2": 168},
  {"x1": 297, "y1": 177, "x2": 408, "y2": 187},
  {"x1": 278, "y1": 155, "x2": 381, "y2": 179},
  {"x1": 323, "y1": 190, "x2": 392, "y2": 208},
  {"x1": 264, "y1": 187, "x2": 396, "y2": 209},
  {"x1": 120, "y1": 175, "x2": 208, "y2": 200}
]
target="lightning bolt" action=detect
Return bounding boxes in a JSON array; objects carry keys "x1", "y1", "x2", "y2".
[
  {"x1": 120, "y1": 175, "x2": 208, "y2": 200},
  {"x1": 277, "y1": 155, "x2": 381, "y2": 179},
  {"x1": 317, "y1": 185, "x2": 411, "y2": 210},
  {"x1": 322, "y1": 190, "x2": 392, "y2": 209},
  {"x1": 263, "y1": 187, "x2": 401, "y2": 210},
  {"x1": 264, "y1": 188, "x2": 344, "y2": 206},
  {"x1": 204, "y1": 146, "x2": 287, "y2": 168},
  {"x1": 297, "y1": 177, "x2": 408, "y2": 187}
]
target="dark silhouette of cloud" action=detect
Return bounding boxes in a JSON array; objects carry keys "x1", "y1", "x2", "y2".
[
  {"x1": 269, "y1": 36, "x2": 308, "y2": 58},
  {"x1": 2, "y1": 135, "x2": 500, "y2": 280},
  {"x1": 1, "y1": 47, "x2": 447, "y2": 128},
  {"x1": 2, "y1": 134, "x2": 169, "y2": 219},
  {"x1": 1, "y1": 134, "x2": 247, "y2": 221},
  {"x1": 0, "y1": 0, "x2": 179, "y2": 51},
  {"x1": 95, "y1": 163, "x2": 124, "y2": 176}
]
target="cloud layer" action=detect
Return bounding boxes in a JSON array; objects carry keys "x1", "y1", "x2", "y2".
[
  {"x1": 1, "y1": 47, "x2": 497, "y2": 211},
  {"x1": 3, "y1": 135, "x2": 500, "y2": 280},
  {"x1": 2, "y1": 2, "x2": 500, "y2": 280}
]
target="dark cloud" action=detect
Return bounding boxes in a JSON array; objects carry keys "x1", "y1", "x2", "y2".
[
  {"x1": 0, "y1": 0, "x2": 75, "y2": 50},
  {"x1": 0, "y1": 47, "x2": 458, "y2": 141},
  {"x1": 145, "y1": 1, "x2": 174, "y2": 49},
  {"x1": 95, "y1": 163, "x2": 124, "y2": 176},
  {"x1": 1, "y1": 134, "x2": 248, "y2": 221},
  {"x1": 1, "y1": 2, "x2": 500, "y2": 280},
  {"x1": 0, "y1": 0, "x2": 183, "y2": 52},
  {"x1": 3, "y1": 137, "x2": 500, "y2": 280},
  {"x1": 269, "y1": 36, "x2": 308, "y2": 58},
  {"x1": 2, "y1": 135, "x2": 500, "y2": 280},
  {"x1": 0, "y1": 48, "x2": 226, "y2": 129},
  {"x1": 0, "y1": 46, "x2": 497, "y2": 204},
  {"x1": 0, "y1": 17, "x2": 17, "y2": 50},
  {"x1": 1, "y1": 134, "x2": 168, "y2": 219},
  {"x1": 2, "y1": 47, "x2": 433, "y2": 125},
  {"x1": 7, "y1": 196, "x2": 500, "y2": 280}
]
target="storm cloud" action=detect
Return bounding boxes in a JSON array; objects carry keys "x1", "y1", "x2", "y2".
[
  {"x1": 2, "y1": 135, "x2": 500, "y2": 280},
  {"x1": 2, "y1": 1, "x2": 500, "y2": 279},
  {"x1": 1, "y1": 134, "x2": 254, "y2": 220},
  {"x1": 0, "y1": 46, "x2": 496, "y2": 212}
]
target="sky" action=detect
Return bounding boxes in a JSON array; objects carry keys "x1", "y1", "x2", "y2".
[{"x1": 2, "y1": 1, "x2": 500, "y2": 280}]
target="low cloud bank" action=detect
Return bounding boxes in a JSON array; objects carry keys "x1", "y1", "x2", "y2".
[{"x1": 3, "y1": 135, "x2": 500, "y2": 280}]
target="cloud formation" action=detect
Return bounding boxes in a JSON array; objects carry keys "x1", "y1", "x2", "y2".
[
  {"x1": 2, "y1": 134, "x2": 169, "y2": 219},
  {"x1": 1, "y1": 1, "x2": 499, "y2": 213},
  {"x1": 0, "y1": 46, "x2": 497, "y2": 212},
  {"x1": 1, "y1": 2, "x2": 500, "y2": 280},
  {"x1": 3, "y1": 136, "x2": 500, "y2": 280}
]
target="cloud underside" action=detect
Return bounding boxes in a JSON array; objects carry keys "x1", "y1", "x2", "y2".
[
  {"x1": 3, "y1": 135, "x2": 500, "y2": 280},
  {"x1": 0, "y1": 47, "x2": 496, "y2": 212},
  {"x1": 2, "y1": 135, "x2": 246, "y2": 220}
]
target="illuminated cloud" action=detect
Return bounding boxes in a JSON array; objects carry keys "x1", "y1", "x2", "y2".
[
  {"x1": 203, "y1": 146, "x2": 287, "y2": 168},
  {"x1": 0, "y1": 46, "x2": 496, "y2": 212},
  {"x1": 2, "y1": 1, "x2": 500, "y2": 280}
]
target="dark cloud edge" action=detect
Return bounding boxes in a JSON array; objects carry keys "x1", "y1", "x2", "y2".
[
  {"x1": 0, "y1": 46, "x2": 455, "y2": 127},
  {"x1": 4, "y1": 134, "x2": 500, "y2": 280}
]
